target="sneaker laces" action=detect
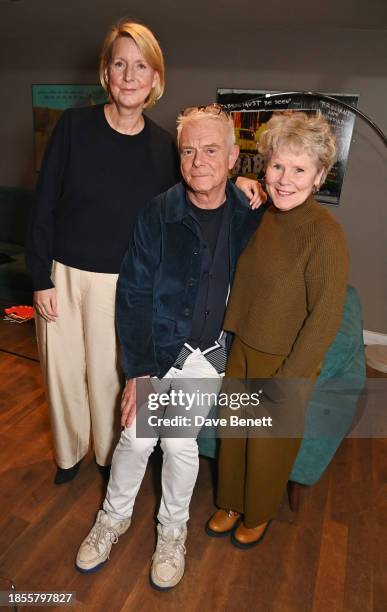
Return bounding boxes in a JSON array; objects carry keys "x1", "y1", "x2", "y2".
[
  {"x1": 155, "y1": 531, "x2": 186, "y2": 569},
  {"x1": 85, "y1": 521, "x2": 119, "y2": 553}
]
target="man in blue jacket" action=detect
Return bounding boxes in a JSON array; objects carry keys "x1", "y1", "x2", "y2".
[{"x1": 76, "y1": 105, "x2": 265, "y2": 589}]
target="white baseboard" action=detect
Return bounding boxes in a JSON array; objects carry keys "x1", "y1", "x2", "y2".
[{"x1": 363, "y1": 330, "x2": 387, "y2": 346}]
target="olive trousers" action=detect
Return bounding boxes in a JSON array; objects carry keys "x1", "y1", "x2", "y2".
[{"x1": 217, "y1": 336, "x2": 317, "y2": 527}]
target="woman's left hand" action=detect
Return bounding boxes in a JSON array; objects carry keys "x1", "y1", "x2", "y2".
[{"x1": 235, "y1": 177, "x2": 267, "y2": 209}]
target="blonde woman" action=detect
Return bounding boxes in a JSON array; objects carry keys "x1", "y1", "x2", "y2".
[
  {"x1": 207, "y1": 112, "x2": 349, "y2": 547},
  {"x1": 27, "y1": 20, "x2": 179, "y2": 484}
]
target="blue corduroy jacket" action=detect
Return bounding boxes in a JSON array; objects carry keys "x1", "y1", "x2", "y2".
[{"x1": 116, "y1": 180, "x2": 266, "y2": 379}]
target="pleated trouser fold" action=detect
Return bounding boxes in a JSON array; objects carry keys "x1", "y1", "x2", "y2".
[{"x1": 36, "y1": 261, "x2": 122, "y2": 468}]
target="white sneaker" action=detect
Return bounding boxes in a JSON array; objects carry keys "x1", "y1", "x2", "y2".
[
  {"x1": 75, "y1": 510, "x2": 131, "y2": 573},
  {"x1": 150, "y1": 524, "x2": 187, "y2": 590}
]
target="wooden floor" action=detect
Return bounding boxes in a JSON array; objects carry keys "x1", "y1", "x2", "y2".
[{"x1": 0, "y1": 317, "x2": 386, "y2": 612}]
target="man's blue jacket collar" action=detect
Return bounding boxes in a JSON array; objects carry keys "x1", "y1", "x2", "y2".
[{"x1": 163, "y1": 179, "x2": 253, "y2": 224}]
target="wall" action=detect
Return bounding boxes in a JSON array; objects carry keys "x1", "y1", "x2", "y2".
[{"x1": 0, "y1": 25, "x2": 386, "y2": 332}]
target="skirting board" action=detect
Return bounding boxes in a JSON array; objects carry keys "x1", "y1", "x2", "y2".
[{"x1": 363, "y1": 330, "x2": 387, "y2": 346}]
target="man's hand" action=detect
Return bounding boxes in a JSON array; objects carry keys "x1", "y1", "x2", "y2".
[
  {"x1": 121, "y1": 379, "x2": 137, "y2": 428},
  {"x1": 121, "y1": 376, "x2": 150, "y2": 428},
  {"x1": 235, "y1": 176, "x2": 267, "y2": 209},
  {"x1": 33, "y1": 288, "x2": 58, "y2": 322}
]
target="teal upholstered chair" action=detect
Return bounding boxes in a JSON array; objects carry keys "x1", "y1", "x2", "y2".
[{"x1": 197, "y1": 285, "x2": 366, "y2": 510}]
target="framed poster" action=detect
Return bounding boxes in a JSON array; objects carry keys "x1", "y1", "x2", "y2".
[
  {"x1": 217, "y1": 89, "x2": 359, "y2": 205},
  {"x1": 32, "y1": 84, "x2": 108, "y2": 172}
]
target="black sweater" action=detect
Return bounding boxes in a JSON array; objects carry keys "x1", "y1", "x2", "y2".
[{"x1": 26, "y1": 104, "x2": 180, "y2": 290}]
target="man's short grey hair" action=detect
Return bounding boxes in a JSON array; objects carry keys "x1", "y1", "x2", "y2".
[{"x1": 176, "y1": 110, "x2": 236, "y2": 150}]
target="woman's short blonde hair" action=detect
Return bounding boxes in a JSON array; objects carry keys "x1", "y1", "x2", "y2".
[
  {"x1": 99, "y1": 19, "x2": 165, "y2": 109},
  {"x1": 258, "y1": 111, "x2": 337, "y2": 180}
]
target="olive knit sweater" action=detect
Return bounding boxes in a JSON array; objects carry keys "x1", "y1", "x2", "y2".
[{"x1": 224, "y1": 196, "x2": 349, "y2": 378}]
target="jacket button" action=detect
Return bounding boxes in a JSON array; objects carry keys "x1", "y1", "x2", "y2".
[
  {"x1": 193, "y1": 248, "x2": 199, "y2": 255},
  {"x1": 187, "y1": 279, "x2": 195, "y2": 287},
  {"x1": 184, "y1": 307, "x2": 191, "y2": 316}
]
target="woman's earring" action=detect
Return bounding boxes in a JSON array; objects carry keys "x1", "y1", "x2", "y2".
[{"x1": 312, "y1": 184, "x2": 319, "y2": 195}]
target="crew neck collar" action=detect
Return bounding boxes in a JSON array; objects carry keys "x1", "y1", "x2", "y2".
[
  {"x1": 269, "y1": 194, "x2": 316, "y2": 225},
  {"x1": 101, "y1": 104, "x2": 148, "y2": 138}
]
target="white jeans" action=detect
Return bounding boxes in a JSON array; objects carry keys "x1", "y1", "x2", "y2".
[{"x1": 103, "y1": 349, "x2": 222, "y2": 528}]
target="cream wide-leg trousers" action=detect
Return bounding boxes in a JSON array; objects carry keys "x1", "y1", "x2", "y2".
[{"x1": 35, "y1": 261, "x2": 123, "y2": 469}]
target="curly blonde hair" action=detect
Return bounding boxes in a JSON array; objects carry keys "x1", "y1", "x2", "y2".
[
  {"x1": 258, "y1": 112, "x2": 337, "y2": 182},
  {"x1": 99, "y1": 19, "x2": 165, "y2": 109}
]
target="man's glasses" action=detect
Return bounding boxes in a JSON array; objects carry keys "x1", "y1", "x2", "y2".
[{"x1": 181, "y1": 103, "x2": 231, "y2": 118}]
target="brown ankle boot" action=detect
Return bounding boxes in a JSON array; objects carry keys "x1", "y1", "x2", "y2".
[
  {"x1": 231, "y1": 521, "x2": 271, "y2": 549},
  {"x1": 206, "y1": 509, "x2": 241, "y2": 537}
]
